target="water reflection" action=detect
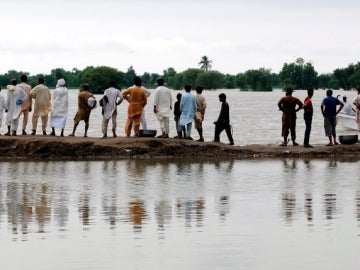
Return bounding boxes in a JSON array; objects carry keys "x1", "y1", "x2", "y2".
[{"x1": 1, "y1": 158, "x2": 360, "y2": 242}]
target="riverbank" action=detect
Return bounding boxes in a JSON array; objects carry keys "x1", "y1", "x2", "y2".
[{"x1": 0, "y1": 136, "x2": 360, "y2": 160}]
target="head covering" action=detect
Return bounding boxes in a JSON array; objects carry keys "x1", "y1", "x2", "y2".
[
  {"x1": 6, "y1": 85, "x2": 17, "y2": 95},
  {"x1": 56, "y1": 78, "x2": 66, "y2": 88}
]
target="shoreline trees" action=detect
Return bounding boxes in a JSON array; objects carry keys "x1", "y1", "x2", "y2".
[{"x1": 1, "y1": 57, "x2": 360, "y2": 93}]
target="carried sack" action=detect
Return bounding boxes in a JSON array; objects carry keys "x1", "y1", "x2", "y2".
[
  {"x1": 99, "y1": 95, "x2": 109, "y2": 107},
  {"x1": 195, "y1": 111, "x2": 202, "y2": 122},
  {"x1": 87, "y1": 97, "x2": 97, "y2": 109}
]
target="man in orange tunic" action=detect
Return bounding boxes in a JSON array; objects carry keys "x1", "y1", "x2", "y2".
[{"x1": 122, "y1": 77, "x2": 147, "y2": 137}]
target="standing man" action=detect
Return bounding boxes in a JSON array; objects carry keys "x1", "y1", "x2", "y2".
[
  {"x1": 101, "y1": 80, "x2": 123, "y2": 138},
  {"x1": 213, "y1": 93, "x2": 234, "y2": 145},
  {"x1": 5, "y1": 79, "x2": 28, "y2": 136},
  {"x1": 50, "y1": 78, "x2": 69, "y2": 137},
  {"x1": 153, "y1": 78, "x2": 172, "y2": 138},
  {"x1": 30, "y1": 78, "x2": 51, "y2": 135},
  {"x1": 321, "y1": 89, "x2": 344, "y2": 146},
  {"x1": 122, "y1": 77, "x2": 147, "y2": 137},
  {"x1": 194, "y1": 86, "x2": 206, "y2": 142},
  {"x1": 178, "y1": 85, "x2": 196, "y2": 140},
  {"x1": 353, "y1": 87, "x2": 360, "y2": 130},
  {"x1": 303, "y1": 88, "x2": 314, "y2": 148},
  {"x1": 277, "y1": 88, "x2": 303, "y2": 146},
  {"x1": 69, "y1": 83, "x2": 96, "y2": 137},
  {"x1": 17, "y1": 74, "x2": 32, "y2": 135}
]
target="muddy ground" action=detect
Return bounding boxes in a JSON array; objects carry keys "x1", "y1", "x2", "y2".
[{"x1": 0, "y1": 135, "x2": 360, "y2": 161}]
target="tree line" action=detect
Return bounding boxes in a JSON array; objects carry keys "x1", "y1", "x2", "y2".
[{"x1": 1, "y1": 57, "x2": 360, "y2": 94}]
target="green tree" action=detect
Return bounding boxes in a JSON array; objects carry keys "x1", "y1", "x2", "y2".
[
  {"x1": 196, "y1": 70, "x2": 224, "y2": 89},
  {"x1": 198, "y1": 55, "x2": 212, "y2": 72},
  {"x1": 125, "y1": 66, "x2": 137, "y2": 87},
  {"x1": 243, "y1": 68, "x2": 272, "y2": 91},
  {"x1": 80, "y1": 66, "x2": 126, "y2": 94},
  {"x1": 279, "y1": 58, "x2": 318, "y2": 89},
  {"x1": 224, "y1": 74, "x2": 236, "y2": 89},
  {"x1": 141, "y1": 72, "x2": 151, "y2": 84}
]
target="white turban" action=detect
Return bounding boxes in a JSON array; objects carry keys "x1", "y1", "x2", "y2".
[{"x1": 56, "y1": 78, "x2": 66, "y2": 87}]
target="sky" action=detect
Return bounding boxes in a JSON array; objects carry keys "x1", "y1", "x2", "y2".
[{"x1": 1, "y1": 0, "x2": 360, "y2": 76}]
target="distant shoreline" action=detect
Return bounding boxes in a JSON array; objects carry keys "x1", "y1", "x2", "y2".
[{"x1": 0, "y1": 136, "x2": 359, "y2": 160}]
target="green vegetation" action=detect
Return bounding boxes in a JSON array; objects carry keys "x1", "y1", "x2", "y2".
[{"x1": 1, "y1": 55, "x2": 360, "y2": 93}]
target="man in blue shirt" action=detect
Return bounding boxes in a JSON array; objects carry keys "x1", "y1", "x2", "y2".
[{"x1": 321, "y1": 89, "x2": 344, "y2": 146}]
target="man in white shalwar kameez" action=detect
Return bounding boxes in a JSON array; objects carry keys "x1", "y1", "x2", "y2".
[
  {"x1": 17, "y1": 74, "x2": 32, "y2": 135},
  {"x1": 353, "y1": 87, "x2": 360, "y2": 131},
  {"x1": 50, "y1": 78, "x2": 69, "y2": 137},
  {"x1": 140, "y1": 86, "x2": 151, "y2": 130},
  {"x1": 178, "y1": 85, "x2": 196, "y2": 140},
  {"x1": 0, "y1": 87, "x2": 6, "y2": 134},
  {"x1": 153, "y1": 78, "x2": 172, "y2": 138},
  {"x1": 5, "y1": 79, "x2": 28, "y2": 136},
  {"x1": 101, "y1": 80, "x2": 123, "y2": 138},
  {"x1": 30, "y1": 77, "x2": 52, "y2": 135}
]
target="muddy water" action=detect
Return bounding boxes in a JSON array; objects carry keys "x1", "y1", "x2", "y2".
[{"x1": 1, "y1": 158, "x2": 360, "y2": 270}]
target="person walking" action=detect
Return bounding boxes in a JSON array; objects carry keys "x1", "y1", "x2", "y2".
[
  {"x1": 30, "y1": 78, "x2": 52, "y2": 135},
  {"x1": 5, "y1": 79, "x2": 28, "y2": 136},
  {"x1": 213, "y1": 93, "x2": 234, "y2": 145},
  {"x1": 17, "y1": 74, "x2": 32, "y2": 135},
  {"x1": 321, "y1": 89, "x2": 344, "y2": 146},
  {"x1": 277, "y1": 87, "x2": 303, "y2": 146},
  {"x1": 194, "y1": 86, "x2": 206, "y2": 142},
  {"x1": 69, "y1": 83, "x2": 96, "y2": 137},
  {"x1": 303, "y1": 88, "x2": 314, "y2": 148},
  {"x1": 122, "y1": 77, "x2": 147, "y2": 137},
  {"x1": 101, "y1": 80, "x2": 123, "y2": 138},
  {"x1": 153, "y1": 78, "x2": 172, "y2": 138},
  {"x1": 50, "y1": 78, "x2": 69, "y2": 137},
  {"x1": 178, "y1": 85, "x2": 196, "y2": 140}
]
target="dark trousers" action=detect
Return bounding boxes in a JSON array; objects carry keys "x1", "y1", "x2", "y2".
[
  {"x1": 304, "y1": 116, "x2": 312, "y2": 145},
  {"x1": 214, "y1": 124, "x2": 234, "y2": 143}
]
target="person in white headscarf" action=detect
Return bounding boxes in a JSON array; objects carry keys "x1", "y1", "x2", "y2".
[
  {"x1": 50, "y1": 78, "x2": 69, "y2": 137},
  {"x1": 5, "y1": 79, "x2": 28, "y2": 136},
  {"x1": 101, "y1": 80, "x2": 123, "y2": 138}
]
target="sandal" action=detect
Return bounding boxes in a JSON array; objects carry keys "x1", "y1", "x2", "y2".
[{"x1": 326, "y1": 143, "x2": 333, "y2": 146}]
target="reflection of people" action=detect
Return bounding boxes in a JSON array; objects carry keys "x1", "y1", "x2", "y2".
[
  {"x1": 30, "y1": 77, "x2": 52, "y2": 135},
  {"x1": 153, "y1": 78, "x2": 172, "y2": 138},
  {"x1": 5, "y1": 79, "x2": 28, "y2": 136},
  {"x1": 321, "y1": 89, "x2": 344, "y2": 146},
  {"x1": 129, "y1": 200, "x2": 147, "y2": 232},
  {"x1": 194, "y1": 86, "x2": 206, "y2": 142},
  {"x1": 17, "y1": 74, "x2": 32, "y2": 135},
  {"x1": 303, "y1": 88, "x2": 314, "y2": 148},
  {"x1": 353, "y1": 88, "x2": 360, "y2": 130},
  {"x1": 214, "y1": 93, "x2": 234, "y2": 145},
  {"x1": 277, "y1": 88, "x2": 303, "y2": 146},
  {"x1": 101, "y1": 80, "x2": 123, "y2": 138},
  {"x1": 69, "y1": 84, "x2": 96, "y2": 137},
  {"x1": 122, "y1": 77, "x2": 147, "y2": 137},
  {"x1": 179, "y1": 85, "x2": 196, "y2": 140},
  {"x1": 50, "y1": 78, "x2": 69, "y2": 137}
]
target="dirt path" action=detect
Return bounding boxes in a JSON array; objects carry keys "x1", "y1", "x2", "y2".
[{"x1": 0, "y1": 135, "x2": 359, "y2": 160}]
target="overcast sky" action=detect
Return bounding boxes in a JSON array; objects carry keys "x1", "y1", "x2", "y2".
[{"x1": 1, "y1": 0, "x2": 360, "y2": 76}]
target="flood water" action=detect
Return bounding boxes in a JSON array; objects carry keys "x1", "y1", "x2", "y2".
[
  {"x1": 1, "y1": 158, "x2": 360, "y2": 270},
  {"x1": 1, "y1": 89, "x2": 360, "y2": 269}
]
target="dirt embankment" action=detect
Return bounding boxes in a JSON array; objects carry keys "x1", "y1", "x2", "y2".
[{"x1": 0, "y1": 136, "x2": 359, "y2": 160}]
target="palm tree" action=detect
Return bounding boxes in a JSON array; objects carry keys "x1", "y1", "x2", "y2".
[{"x1": 198, "y1": 55, "x2": 212, "y2": 72}]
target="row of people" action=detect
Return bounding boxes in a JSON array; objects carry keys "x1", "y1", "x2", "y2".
[
  {"x1": 278, "y1": 87, "x2": 360, "y2": 147},
  {"x1": 0, "y1": 76, "x2": 234, "y2": 144}
]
